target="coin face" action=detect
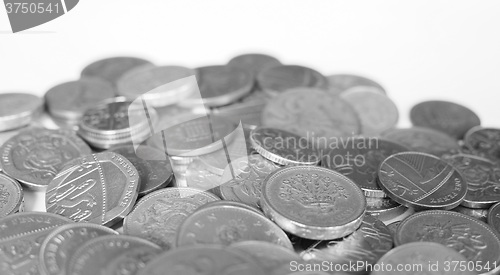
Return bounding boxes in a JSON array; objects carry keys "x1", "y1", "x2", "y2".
[
  {"x1": 0, "y1": 212, "x2": 73, "y2": 275},
  {"x1": 0, "y1": 128, "x2": 91, "y2": 190},
  {"x1": 67, "y1": 235, "x2": 161, "y2": 275},
  {"x1": 39, "y1": 223, "x2": 118, "y2": 275},
  {"x1": 395, "y1": 210, "x2": 500, "y2": 274},
  {"x1": 488, "y1": 202, "x2": 500, "y2": 234},
  {"x1": 378, "y1": 152, "x2": 467, "y2": 210},
  {"x1": 410, "y1": 100, "x2": 481, "y2": 140},
  {"x1": 261, "y1": 166, "x2": 366, "y2": 240},
  {"x1": 182, "y1": 159, "x2": 223, "y2": 191},
  {"x1": 326, "y1": 74, "x2": 385, "y2": 95},
  {"x1": 81, "y1": 56, "x2": 154, "y2": 85},
  {"x1": 45, "y1": 152, "x2": 140, "y2": 226},
  {"x1": 0, "y1": 173, "x2": 23, "y2": 217},
  {"x1": 262, "y1": 88, "x2": 361, "y2": 148},
  {"x1": 227, "y1": 53, "x2": 281, "y2": 75},
  {"x1": 176, "y1": 204, "x2": 293, "y2": 249},
  {"x1": 123, "y1": 187, "x2": 220, "y2": 249},
  {"x1": 0, "y1": 93, "x2": 43, "y2": 132},
  {"x1": 257, "y1": 65, "x2": 327, "y2": 96},
  {"x1": 321, "y1": 137, "x2": 409, "y2": 198},
  {"x1": 340, "y1": 90, "x2": 399, "y2": 136},
  {"x1": 464, "y1": 127, "x2": 500, "y2": 163}
]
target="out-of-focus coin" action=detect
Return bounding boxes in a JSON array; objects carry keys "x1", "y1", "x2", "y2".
[
  {"x1": 108, "y1": 145, "x2": 173, "y2": 196},
  {"x1": 301, "y1": 215, "x2": 393, "y2": 275},
  {"x1": 0, "y1": 173, "x2": 23, "y2": 217},
  {"x1": 261, "y1": 166, "x2": 366, "y2": 240},
  {"x1": 386, "y1": 221, "x2": 400, "y2": 236},
  {"x1": 218, "y1": 155, "x2": 280, "y2": 209},
  {"x1": 326, "y1": 74, "x2": 385, "y2": 95},
  {"x1": 181, "y1": 159, "x2": 222, "y2": 191},
  {"x1": 447, "y1": 154, "x2": 500, "y2": 208},
  {"x1": 378, "y1": 152, "x2": 466, "y2": 211},
  {"x1": 451, "y1": 205, "x2": 488, "y2": 223},
  {"x1": 488, "y1": 202, "x2": 500, "y2": 234},
  {"x1": 39, "y1": 223, "x2": 118, "y2": 275},
  {"x1": 257, "y1": 65, "x2": 327, "y2": 96},
  {"x1": 228, "y1": 53, "x2": 281, "y2": 75},
  {"x1": 176, "y1": 203, "x2": 293, "y2": 249},
  {"x1": 365, "y1": 197, "x2": 407, "y2": 222},
  {"x1": 381, "y1": 127, "x2": 460, "y2": 157},
  {"x1": 373, "y1": 242, "x2": 475, "y2": 275},
  {"x1": 0, "y1": 93, "x2": 43, "y2": 132},
  {"x1": 81, "y1": 56, "x2": 154, "y2": 86},
  {"x1": 321, "y1": 138, "x2": 409, "y2": 198},
  {"x1": 137, "y1": 245, "x2": 266, "y2": 275},
  {"x1": 67, "y1": 235, "x2": 161, "y2": 275},
  {"x1": 123, "y1": 187, "x2": 220, "y2": 249},
  {"x1": 0, "y1": 128, "x2": 91, "y2": 190},
  {"x1": 410, "y1": 100, "x2": 481, "y2": 140},
  {"x1": 464, "y1": 127, "x2": 500, "y2": 163},
  {"x1": 262, "y1": 88, "x2": 361, "y2": 149},
  {"x1": 45, "y1": 152, "x2": 140, "y2": 226},
  {"x1": 0, "y1": 212, "x2": 73, "y2": 275},
  {"x1": 198, "y1": 200, "x2": 264, "y2": 216},
  {"x1": 250, "y1": 127, "x2": 320, "y2": 166},
  {"x1": 340, "y1": 90, "x2": 399, "y2": 136},
  {"x1": 212, "y1": 100, "x2": 266, "y2": 129},
  {"x1": 0, "y1": 129, "x2": 20, "y2": 149}
]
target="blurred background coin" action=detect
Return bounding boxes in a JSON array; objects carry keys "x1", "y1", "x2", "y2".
[
  {"x1": 0, "y1": 173, "x2": 23, "y2": 217},
  {"x1": 0, "y1": 93, "x2": 43, "y2": 132},
  {"x1": 257, "y1": 65, "x2": 327, "y2": 96},
  {"x1": 464, "y1": 127, "x2": 500, "y2": 163},
  {"x1": 227, "y1": 53, "x2": 281, "y2": 75},
  {"x1": 326, "y1": 74, "x2": 386, "y2": 95},
  {"x1": 181, "y1": 159, "x2": 222, "y2": 191},
  {"x1": 81, "y1": 56, "x2": 154, "y2": 87}
]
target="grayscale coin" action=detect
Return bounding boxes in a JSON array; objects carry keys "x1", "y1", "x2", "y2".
[
  {"x1": 451, "y1": 205, "x2": 488, "y2": 223},
  {"x1": 365, "y1": 197, "x2": 408, "y2": 222},
  {"x1": 212, "y1": 100, "x2": 266, "y2": 129},
  {"x1": 0, "y1": 93, "x2": 43, "y2": 132},
  {"x1": 81, "y1": 56, "x2": 154, "y2": 86},
  {"x1": 228, "y1": 53, "x2": 281, "y2": 75},
  {"x1": 197, "y1": 200, "x2": 264, "y2": 216},
  {"x1": 488, "y1": 202, "x2": 500, "y2": 234},
  {"x1": 0, "y1": 173, "x2": 23, "y2": 217},
  {"x1": 464, "y1": 127, "x2": 500, "y2": 163},
  {"x1": 182, "y1": 159, "x2": 223, "y2": 191},
  {"x1": 257, "y1": 65, "x2": 328, "y2": 96},
  {"x1": 326, "y1": 74, "x2": 385, "y2": 95}
]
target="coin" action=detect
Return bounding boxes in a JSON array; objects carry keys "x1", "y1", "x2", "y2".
[
  {"x1": 250, "y1": 127, "x2": 320, "y2": 166},
  {"x1": 81, "y1": 56, "x2": 154, "y2": 86},
  {"x1": 211, "y1": 100, "x2": 266, "y2": 129},
  {"x1": 372, "y1": 242, "x2": 475, "y2": 275},
  {"x1": 108, "y1": 145, "x2": 173, "y2": 196},
  {"x1": 39, "y1": 223, "x2": 118, "y2": 275},
  {"x1": 326, "y1": 74, "x2": 385, "y2": 95},
  {"x1": 488, "y1": 202, "x2": 500, "y2": 234},
  {"x1": 198, "y1": 200, "x2": 265, "y2": 216},
  {"x1": 0, "y1": 173, "x2": 23, "y2": 217},
  {"x1": 257, "y1": 65, "x2": 328, "y2": 96},
  {"x1": 452, "y1": 205, "x2": 488, "y2": 223},
  {"x1": 228, "y1": 53, "x2": 281, "y2": 75},
  {"x1": 340, "y1": 89, "x2": 399, "y2": 136},
  {"x1": 137, "y1": 245, "x2": 266, "y2": 275},
  {"x1": 261, "y1": 166, "x2": 366, "y2": 240},
  {"x1": 67, "y1": 235, "x2": 161, "y2": 275},
  {"x1": 262, "y1": 88, "x2": 361, "y2": 149},
  {"x1": 123, "y1": 187, "x2": 220, "y2": 249},
  {"x1": 378, "y1": 152, "x2": 467, "y2": 211},
  {"x1": 45, "y1": 152, "x2": 140, "y2": 226},
  {"x1": 464, "y1": 127, "x2": 500, "y2": 163},
  {"x1": 386, "y1": 221, "x2": 400, "y2": 236},
  {"x1": 381, "y1": 127, "x2": 460, "y2": 157},
  {"x1": 0, "y1": 93, "x2": 43, "y2": 132},
  {"x1": 0, "y1": 129, "x2": 20, "y2": 149},
  {"x1": 321, "y1": 137, "x2": 409, "y2": 198},
  {"x1": 410, "y1": 100, "x2": 481, "y2": 140},
  {"x1": 176, "y1": 203, "x2": 293, "y2": 249},
  {"x1": 0, "y1": 212, "x2": 73, "y2": 275},
  {"x1": 365, "y1": 197, "x2": 408, "y2": 222},
  {"x1": 181, "y1": 159, "x2": 223, "y2": 191},
  {"x1": 0, "y1": 128, "x2": 91, "y2": 190}
]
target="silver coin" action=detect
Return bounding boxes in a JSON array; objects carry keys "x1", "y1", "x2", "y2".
[
  {"x1": 0, "y1": 93, "x2": 43, "y2": 132},
  {"x1": 228, "y1": 53, "x2": 281, "y2": 75},
  {"x1": 81, "y1": 56, "x2": 154, "y2": 86},
  {"x1": 257, "y1": 65, "x2": 328, "y2": 96},
  {"x1": 464, "y1": 127, "x2": 500, "y2": 163},
  {"x1": 0, "y1": 173, "x2": 23, "y2": 218},
  {"x1": 182, "y1": 159, "x2": 223, "y2": 191},
  {"x1": 326, "y1": 74, "x2": 385, "y2": 95}
]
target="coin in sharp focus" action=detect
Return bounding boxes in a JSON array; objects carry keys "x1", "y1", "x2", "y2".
[
  {"x1": 378, "y1": 152, "x2": 467, "y2": 211},
  {"x1": 257, "y1": 65, "x2": 328, "y2": 96},
  {"x1": 0, "y1": 93, "x2": 43, "y2": 132},
  {"x1": 123, "y1": 187, "x2": 220, "y2": 249},
  {"x1": 45, "y1": 151, "x2": 140, "y2": 226},
  {"x1": 176, "y1": 203, "x2": 293, "y2": 249},
  {"x1": 218, "y1": 155, "x2": 281, "y2": 209},
  {"x1": 381, "y1": 127, "x2": 460, "y2": 157},
  {"x1": 181, "y1": 159, "x2": 222, "y2": 191},
  {"x1": 451, "y1": 205, "x2": 488, "y2": 223},
  {"x1": 227, "y1": 53, "x2": 282, "y2": 75},
  {"x1": 464, "y1": 127, "x2": 500, "y2": 163},
  {"x1": 410, "y1": 100, "x2": 481, "y2": 140},
  {"x1": 326, "y1": 74, "x2": 386, "y2": 95},
  {"x1": 488, "y1": 202, "x2": 500, "y2": 234},
  {"x1": 365, "y1": 197, "x2": 408, "y2": 223},
  {"x1": 262, "y1": 88, "x2": 361, "y2": 149},
  {"x1": 301, "y1": 215, "x2": 393, "y2": 275},
  {"x1": 372, "y1": 242, "x2": 475, "y2": 275},
  {"x1": 395, "y1": 210, "x2": 500, "y2": 275},
  {"x1": 138, "y1": 245, "x2": 266, "y2": 275},
  {"x1": 250, "y1": 127, "x2": 320, "y2": 166},
  {"x1": 108, "y1": 144, "x2": 173, "y2": 196},
  {"x1": 261, "y1": 166, "x2": 366, "y2": 240},
  {"x1": 340, "y1": 89, "x2": 399, "y2": 136},
  {"x1": 0, "y1": 128, "x2": 91, "y2": 190},
  {"x1": 39, "y1": 223, "x2": 118, "y2": 275},
  {"x1": 321, "y1": 137, "x2": 409, "y2": 198},
  {"x1": 0, "y1": 212, "x2": 73, "y2": 275},
  {"x1": 0, "y1": 173, "x2": 23, "y2": 217},
  {"x1": 67, "y1": 235, "x2": 161, "y2": 275},
  {"x1": 81, "y1": 56, "x2": 154, "y2": 86}
]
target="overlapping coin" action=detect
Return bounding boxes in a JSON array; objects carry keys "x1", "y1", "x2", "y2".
[
  {"x1": 0, "y1": 173, "x2": 23, "y2": 217},
  {"x1": 326, "y1": 74, "x2": 385, "y2": 95},
  {"x1": 257, "y1": 65, "x2": 327, "y2": 96},
  {"x1": 81, "y1": 56, "x2": 154, "y2": 86},
  {"x1": 0, "y1": 93, "x2": 43, "y2": 132},
  {"x1": 464, "y1": 127, "x2": 500, "y2": 163}
]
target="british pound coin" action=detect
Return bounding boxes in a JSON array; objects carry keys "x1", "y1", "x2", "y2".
[
  {"x1": 0, "y1": 128, "x2": 91, "y2": 190},
  {"x1": 0, "y1": 93, "x2": 43, "y2": 132},
  {"x1": 39, "y1": 223, "x2": 118, "y2": 275},
  {"x1": 464, "y1": 127, "x2": 500, "y2": 163},
  {"x1": 0, "y1": 173, "x2": 23, "y2": 217},
  {"x1": 228, "y1": 53, "x2": 281, "y2": 75},
  {"x1": 488, "y1": 202, "x2": 500, "y2": 234},
  {"x1": 0, "y1": 212, "x2": 73, "y2": 275},
  {"x1": 45, "y1": 152, "x2": 140, "y2": 226},
  {"x1": 261, "y1": 166, "x2": 366, "y2": 240},
  {"x1": 326, "y1": 74, "x2": 385, "y2": 95},
  {"x1": 123, "y1": 187, "x2": 220, "y2": 249},
  {"x1": 410, "y1": 100, "x2": 481, "y2": 140},
  {"x1": 378, "y1": 152, "x2": 467, "y2": 211},
  {"x1": 81, "y1": 56, "x2": 154, "y2": 86},
  {"x1": 257, "y1": 65, "x2": 327, "y2": 96},
  {"x1": 452, "y1": 205, "x2": 488, "y2": 223},
  {"x1": 365, "y1": 197, "x2": 408, "y2": 222}
]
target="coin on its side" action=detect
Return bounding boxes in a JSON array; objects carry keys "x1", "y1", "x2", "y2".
[
  {"x1": 326, "y1": 74, "x2": 386, "y2": 95},
  {"x1": 365, "y1": 197, "x2": 408, "y2": 222},
  {"x1": 0, "y1": 173, "x2": 23, "y2": 217},
  {"x1": 257, "y1": 65, "x2": 327, "y2": 96},
  {"x1": 378, "y1": 152, "x2": 467, "y2": 211},
  {"x1": 198, "y1": 200, "x2": 264, "y2": 216},
  {"x1": 81, "y1": 56, "x2": 154, "y2": 86},
  {"x1": 0, "y1": 93, "x2": 43, "y2": 132},
  {"x1": 464, "y1": 127, "x2": 500, "y2": 163},
  {"x1": 228, "y1": 53, "x2": 281, "y2": 75},
  {"x1": 45, "y1": 152, "x2": 140, "y2": 227},
  {"x1": 487, "y1": 202, "x2": 500, "y2": 234},
  {"x1": 261, "y1": 166, "x2": 366, "y2": 240}
]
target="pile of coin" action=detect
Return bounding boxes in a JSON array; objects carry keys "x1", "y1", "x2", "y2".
[{"x1": 1, "y1": 53, "x2": 500, "y2": 275}]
